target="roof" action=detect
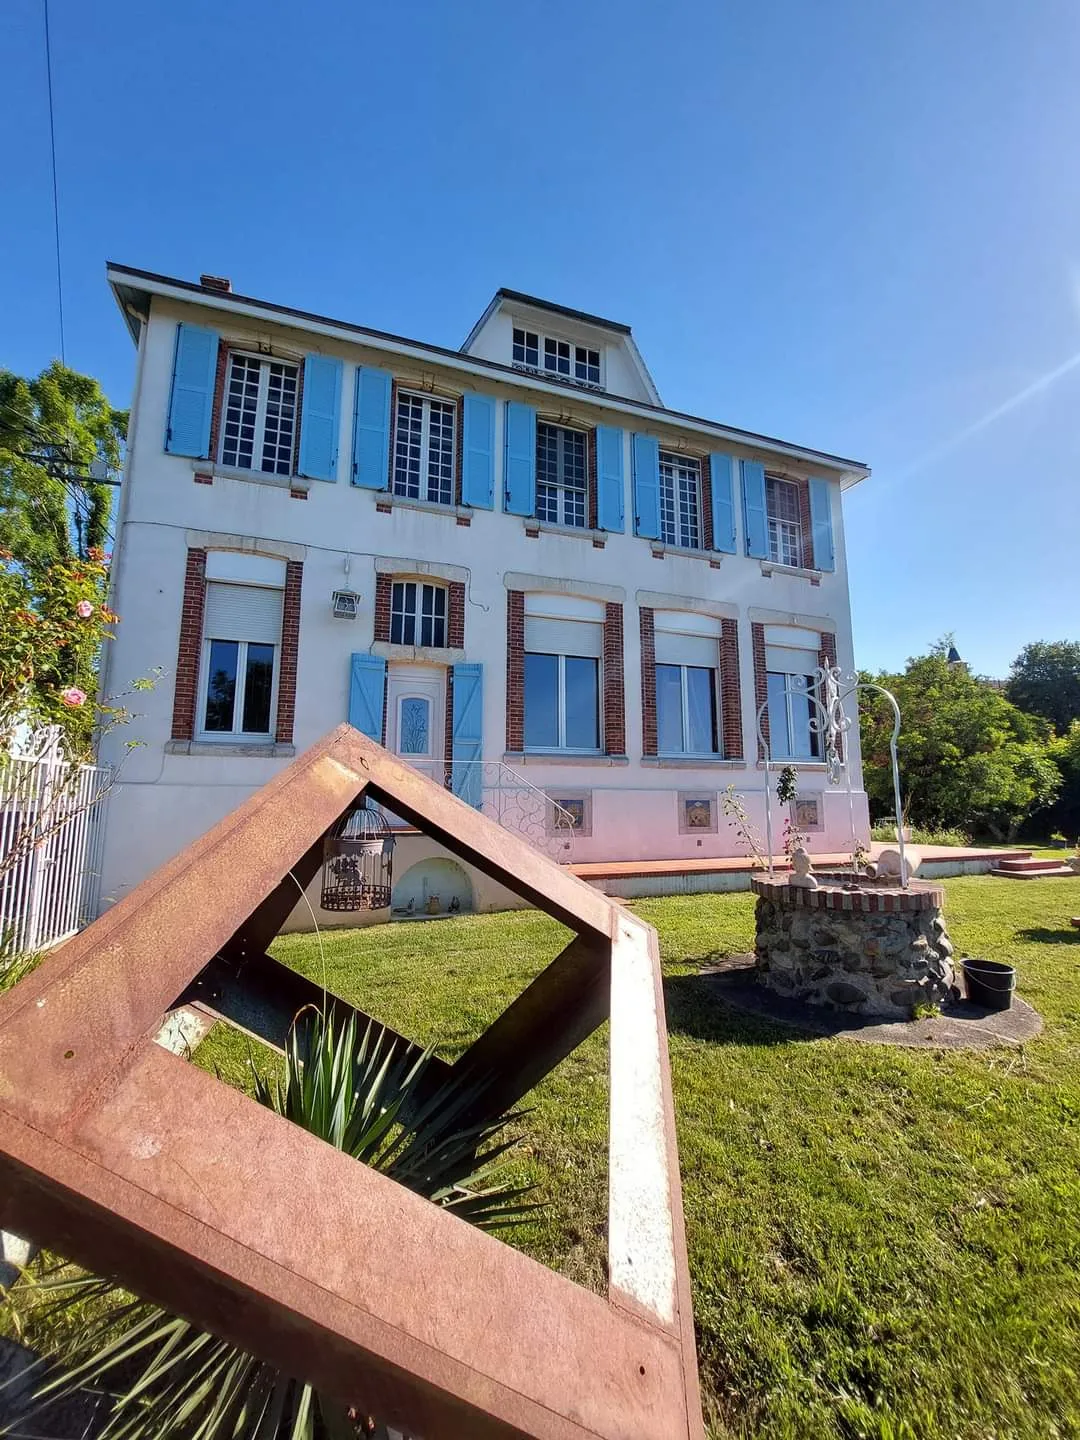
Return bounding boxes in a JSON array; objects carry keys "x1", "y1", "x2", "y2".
[{"x1": 106, "y1": 263, "x2": 870, "y2": 484}]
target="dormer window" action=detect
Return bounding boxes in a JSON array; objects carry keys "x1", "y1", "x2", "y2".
[{"x1": 512, "y1": 327, "x2": 603, "y2": 389}]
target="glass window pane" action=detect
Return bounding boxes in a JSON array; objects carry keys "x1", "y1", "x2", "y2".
[
  {"x1": 656, "y1": 664, "x2": 684, "y2": 753},
  {"x1": 525, "y1": 653, "x2": 560, "y2": 749},
  {"x1": 399, "y1": 697, "x2": 430, "y2": 755},
  {"x1": 242, "y1": 643, "x2": 274, "y2": 733},
  {"x1": 686, "y1": 667, "x2": 718, "y2": 753},
  {"x1": 767, "y1": 672, "x2": 792, "y2": 758},
  {"x1": 791, "y1": 676, "x2": 817, "y2": 759},
  {"x1": 204, "y1": 640, "x2": 239, "y2": 732},
  {"x1": 564, "y1": 656, "x2": 599, "y2": 750}
]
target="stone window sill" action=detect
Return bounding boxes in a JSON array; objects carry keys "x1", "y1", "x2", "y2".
[
  {"x1": 642, "y1": 756, "x2": 746, "y2": 769},
  {"x1": 193, "y1": 462, "x2": 308, "y2": 493},
  {"x1": 371, "y1": 642, "x2": 466, "y2": 665},
  {"x1": 755, "y1": 760, "x2": 828, "y2": 771},
  {"x1": 503, "y1": 752, "x2": 630, "y2": 768},
  {"x1": 373, "y1": 493, "x2": 473, "y2": 522},
  {"x1": 759, "y1": 560, "x2": 822, "y2": 581},
  {"x1": 649, "y1": 541, "x2": 724, "y2": 564},
  {"x1": 166, "y1": 740, "x2": 296, "y2": 758},
  {"x1": 524, "y1": 519, "x2": 608, "y2": 544}
]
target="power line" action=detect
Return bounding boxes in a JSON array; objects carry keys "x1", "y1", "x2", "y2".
[{"x1": 43, "y1": 0, "x2": 65, "y2": 365}]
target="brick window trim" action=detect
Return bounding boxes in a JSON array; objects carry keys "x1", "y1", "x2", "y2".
[
  {"x1": 374, "y1": 573, "x2": 464, "y2": 650},
  {"x1": 206, "y1": 341, "x2": 306, "y2": 476},
  {"x1": 765, "y1": 470, "x2": 816, "y2": 571},
  {"x1": 818, "y1": 632, "x2": 842, "y2": 760},
  {"x1": 640, "y1": 607, "x2": 657, "y2": 758},
  {"x1": 641, "y1": 609, "x2": 741, "y2": 761},
  {"x1": 602, "y1": 602, "x2": 625, "y2": 756},
  {"x1": 389, "y1": 379, "x2": 465, "y2": 505},
  {"x1": 535, "y1": 413, "x2": 598, "y2": 533},
  {"x1": 699, "y1": 454, "x2": 714, "y2": 553},
  {"x1": 751, "y1": 621, "x2": 769, "y2": 760},
  {"x1": 275, "y1": 561, "x2": 303, "y2": 745},
  {"x1": 506, "y1": 591, "x2": 525, "y2": 752}
]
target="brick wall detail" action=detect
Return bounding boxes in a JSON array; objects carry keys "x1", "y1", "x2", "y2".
[
  {"x1": 818, "y1": 632, "x2": 842, "y2": 760},
  {"x1": 506, "y1": 590, "x2": 525, "y2": 751},
  {"x1": 640, "y1": 607, "x2": 657, "y2": 757},
  {"x1": 699, "y1": 454, "x2": 713, "y2": 552},
  {"x1": 171, "y1": 548, "x2": 207, "y2": 741},
  {"x1": 797, "y1": 478, "x2": 815, "y2": 570},
  {"x1": 602, "y1": 602, "x2": 625, "y2": 755},
  {"x1": 374, "y1": 574, "x2": 393, "y2": 644},
  {"x1": 751, "y1": 621, "x2": 769, "y2": 758},
  {"x1": 448, "y1": 581, "x2": 465, "y2": 649},
  {"x1": 587, "y1": 429, "x2": 599, "y2": 532},
  {"x1": 275, "y1": 561, "x2": 303, "y2": 744},
  {"x1": 720, "y1": 618, "x2": 743, "y2": 759},
  {"x1": 444, "y1": 666, "x2": 455, "y2": 787},
  {"x1": 206, "y1": 344, "x2": 230, "y2": 463},
  {"x1": 454, "y1": 396, "x2": 465, "y2": 507}
]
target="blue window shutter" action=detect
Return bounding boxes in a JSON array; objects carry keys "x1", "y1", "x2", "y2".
[
  {"x1": 451, "y1": 662, "x2": 483, "y2": 808},
  {"x1": 165, "y1": 323, "x2": 219, "y2": 457},
  {"x1": 351, "y1": 366, "x2": 392, "y2": 489},
  {"x1": 348, "y1": 654, "x2": 386, "y2": 740},
  {"x1": 709, "y1": 452, "x2": 737, "y2": 553},
  {"x1": 809, "y1": 476, "x2": 835, "y2": 571},
  {"x1": 503, "y1": 401, "x2": 536, "y2": 515},
  {"x1": 741, "y1": 459, "x2": 768, "y2": 558},
  {"x1": 596, "y1": 425, "x2": 625, "y2": 533},
  {"x1": 298, "y1": 354, "x2": 343, "y2": 482},
  {"x1": 461, "y1": 395, "x2": 495, "y2": 509},
  {"x1": 632, "y1": 433, "x2": 661, "y2": 539}
]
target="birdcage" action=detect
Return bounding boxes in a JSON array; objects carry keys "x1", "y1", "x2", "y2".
[{"x1": 320, "y1": 799, "x2": 395, "y2": 911}]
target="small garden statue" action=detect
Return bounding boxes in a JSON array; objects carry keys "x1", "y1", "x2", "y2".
[{"x1": 788, "y1": 845, "x2": 819, "y2": 889}]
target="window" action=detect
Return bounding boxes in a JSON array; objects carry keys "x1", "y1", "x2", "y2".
[
  {"x1": 200, "y1": 581, "x2": 282, "y2": 738},
  {"x1": 392, "y1": 392, "x2": 455, "y2": 506},
  {"x1": 536, "y1": 423, "x2": 587, "y2": 528},
  {"x1": 657, "y1": 664, "x2": 719, "y2": 754},
  {"x1": 659, "y1": 453, "x2": 702, "y2": 549},
  {"x1": 525, "y1": 654, "x2": 599, "y2": 750},
  {"x1": 766, "y1": 672, "x2": 821, "y2": 760},
  {"x1": 220, "y1": 354, "x2": 298, "y2": 476},
  {"x1": 513, "y1": 328, "x2": 539, "y2": 367},
  {"x1": 390, "y1": 581, "x2": 447, "y2": 648},
  {"x1": 512, "y1": 327, "x2": 602, "y2": 387},
  {"x1": 397, "y1": 696, "x2": 432, "y2": 756},
  {"x1": 575, "y1": 346, "x2": 601, "y2": 385},
  {"x1": 766, "y1": 476, "x2": 803, "y2": 568}
]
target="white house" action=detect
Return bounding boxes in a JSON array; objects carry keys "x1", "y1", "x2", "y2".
[{"x1": 99, "y1": 264, "x2": 871, "y2": 921}]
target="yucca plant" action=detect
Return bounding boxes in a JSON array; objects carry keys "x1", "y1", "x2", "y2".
[{"x1": 0, "y1": 1006, "x2": 540, "y2": 1439}]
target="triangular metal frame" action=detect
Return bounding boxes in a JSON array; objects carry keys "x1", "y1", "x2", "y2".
[{"x1": 0, "y1": 726, "x2": 703, "y2": 1439}]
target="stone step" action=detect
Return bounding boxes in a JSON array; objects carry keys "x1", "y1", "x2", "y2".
[
  {"x1": 994, "y1": 856, "x2": 1065, "y2": 873},
  {"x1": 990, "y1": 864, "x2": 1076, "y2": 880}
]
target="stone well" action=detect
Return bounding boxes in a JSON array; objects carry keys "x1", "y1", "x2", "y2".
[{"x1": 750, "y1": 874, "x2": 955, "y2": 1018}]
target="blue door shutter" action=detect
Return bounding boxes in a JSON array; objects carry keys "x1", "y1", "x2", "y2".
[
  {"x1": 351, "y1": 366, "x2": 392, "y2": 489},
  {"x1": 741, "y1": 459, "x2": 768, "y2": 558},
  {"x1": 461, "y1": 394, "x2": 495, "y2": 509},
  {"x1": 709, "y1": 452, "x2": 737, "y2": 553},
  {"x1": 348, "y1": 654, "x2": 386, "y2": 740},
  {"x1": 165, "y1": 323, "x2": 219, "y2": 457},
  {"x1": 503, "y1": 401, "x2": 536, "y2": 515},
  {"x1": 632, "y1": 433, "x2": 661, "y2": 539},
  {"x1": 596, "y1": 425, "x2": 625, "y2": 532},
  {"x1": 298, "y1": 354, "x2": 343, "y2": 482},
  {"x1": 451, "y1": 662, "x2": 483, "y2": 808},
  {"x1": 808, "y1": 476, "x2": 835, "y2": 571}
]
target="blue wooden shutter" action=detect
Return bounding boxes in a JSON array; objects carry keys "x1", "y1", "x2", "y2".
[
  {"x1": 165, "y1": 323, "x2": 219, "y2": 457},
  {"x1": 298, "y1": 354, "x2": 343, "y2": 482},
  {"x1": 504, "y1": 401, "x2": 536, "y2": 515},
  {"x1": 709, "y1": 452, "x2": 737, "y2": 553},
  {"x1": 451, "y1": 662, "x2": 483, "y2": 808},
  {"x1": 351, "y1": 366, "x2": 392, "y2": 489},
  {"x1": 632, "y1": 433, "x2": 661, "y2": 539},
  {"x1": 348, "y1": 654, "x2": 386, "y2": 739},
  {"x1": 596, "y1": 425, "x2": 625, "y2": 532},
  {"x1": 741, "y1": 459, "x2": 768, "y2": 558},
  {"x1": 461, "y1": 395, "x2": 495, "y2": 509},
  {"x1": 808, "y1": 476, "x2": 835, "y2": 571}
]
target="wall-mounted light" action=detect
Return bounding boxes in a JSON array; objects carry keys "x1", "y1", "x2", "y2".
[{"x1": 331, "y1": 589, "x2": 360, "y2": 620}]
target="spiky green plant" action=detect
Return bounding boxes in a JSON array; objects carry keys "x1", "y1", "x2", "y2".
[{"x1": 0, "y1": 1006, "x2": 540, "y2": 1439}]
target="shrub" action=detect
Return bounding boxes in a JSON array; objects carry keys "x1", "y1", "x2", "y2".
[{"x1": 869, "y1": 821, "x2": 971, "y2": 847}]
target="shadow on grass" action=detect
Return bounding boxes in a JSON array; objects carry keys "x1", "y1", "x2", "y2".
[
  {"x1": 1016, "y1": 926, "x2": 1080, "y2": 945},
  {"x1": 663, "y1": 972, "x2": 795, "y2": 1047}
]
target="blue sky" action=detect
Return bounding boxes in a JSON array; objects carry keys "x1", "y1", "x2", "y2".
[{"x1": 3, "y1": 0, "x2": 1078, "y2": 678}]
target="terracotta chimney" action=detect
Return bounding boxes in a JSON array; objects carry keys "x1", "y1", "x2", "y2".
[{"x1": 199, "y1": 274, "x2": 232, "y2": 294}]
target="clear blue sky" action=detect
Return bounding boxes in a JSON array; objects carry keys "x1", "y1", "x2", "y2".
[{"x1": 3, "y1": 0, "x2": 1078, "y2": 679}]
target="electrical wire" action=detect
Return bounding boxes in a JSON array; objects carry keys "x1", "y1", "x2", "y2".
[{"x1": 43, "y1": 0, "x2": 65, "y2": 364}]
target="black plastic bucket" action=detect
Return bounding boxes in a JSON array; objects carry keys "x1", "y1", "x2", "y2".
[{"x1": 962, "y1": 958, "x2": 1016, "y2": 1011}]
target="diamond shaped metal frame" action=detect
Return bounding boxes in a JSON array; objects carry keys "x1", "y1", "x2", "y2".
[{"x1": 0, "y1": 726, "x2": 704, "y2": 1439}]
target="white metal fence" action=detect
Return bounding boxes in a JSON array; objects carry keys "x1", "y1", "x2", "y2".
[{"x1": 0, "y1": 732, "x2": 109, "y2": 954}]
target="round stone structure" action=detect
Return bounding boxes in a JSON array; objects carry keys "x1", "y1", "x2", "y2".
[{"x1": 751, "y1": 873, "x2": 955, "y2": 1019}]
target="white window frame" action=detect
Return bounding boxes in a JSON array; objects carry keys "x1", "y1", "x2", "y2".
[
  {"x1": 198, "y1": 636, "x2": 279, "y2": 741},
  {"x1": 524, "y1": 651, "x2": 602, "y2": 754},
  {"x1": 766, "y1": 671, "x2": 821, "y2": 761},
  {"x1": 656, "y1": 662, "x2": 720, "y2": 756},
  {"x1": 392, "y1": 391, "x2": 456, "y2": 506},
  {"x1": 659, "y1": 452, "x2": 702, "y2": 549},
  {"x1": 536, "y1": 422, "x2": 588, "y2": 528},
  {"x1": 766, "y1": 475, "x2": 804, "y2": 568},
  {"x1": 512, "y1": 325, "x2": 604, "y2": 389},
  {"x1": 219, "y1": 351, "x2": 299, "y2": 477},
  {"x1": 390, "y1": 580, "x2": 448, "y2": 648}
]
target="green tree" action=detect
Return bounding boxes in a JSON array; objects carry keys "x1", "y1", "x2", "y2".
[
  {"x1": 1039, "y1": 720, "x2": 1080, "y2": 843},
  {"x1": 0, "y1": 361, "x2": 126, "y2": 572},
  {"x1": 1006, "y1": 640, "x2": 1080, "y2": 734},
  {"x1": 860, "y1": 645, "x2": 1060, "y2": 840}
]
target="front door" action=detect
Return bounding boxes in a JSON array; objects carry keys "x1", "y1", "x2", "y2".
[{"x1": 385, "y1": 664, "x2": 446, "y2": 787}]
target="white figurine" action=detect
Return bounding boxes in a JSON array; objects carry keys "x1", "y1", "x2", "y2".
[{"x1": 788, "y1": 845, "x2": 819, "y2": 889}]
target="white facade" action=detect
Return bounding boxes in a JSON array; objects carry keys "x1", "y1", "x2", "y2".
[{"x1": 98, "y1": 268, "x2": 870, "y2": 920}]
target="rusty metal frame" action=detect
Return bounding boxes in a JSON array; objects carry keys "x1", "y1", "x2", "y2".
[{"x1": 0, "y1": 725, "x2": 704, "y2": 1440}]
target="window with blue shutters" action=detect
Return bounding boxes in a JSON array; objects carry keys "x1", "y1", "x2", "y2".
[
  {"x1": 348, "y1": 654, "x2": 386, "y2": 739},
  {"x1": 631, "y1": 433, "x2": 660, "y2": 539},
  {"x1": 165, "y1": 324, "x2": 219, "y2": 458},
  {"x1": 808, "y1": 476, "x2": 836, "y2": 571},
  {"x1": 298, "y1": 354, "x2": 343, "y2": 482},
  {"x1": 709, "y1": 452, "x2": 737, "y2": 553},
  {"x1": 504, "y1": 401, "x2": 536, "y2": 515},
  {"x1": 461, "y1": 394, "x2": 495, "y2": 509},
  {"x1": 352, "y1": 367, "x2": 392, "y2": 490},
  {"x1": 451, "y1": 663, "x2": 483, "y2": 807},
  {"x1": 741, "y1": 459, "x2": 768, "y2": 559},
  {"x1": 596, "y1": 425, "x2": 625, "y2": 533}
]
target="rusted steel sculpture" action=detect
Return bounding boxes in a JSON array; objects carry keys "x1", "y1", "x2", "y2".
[{"x1": 0, "y1": 725, "x2": 704, "y2": 1440}]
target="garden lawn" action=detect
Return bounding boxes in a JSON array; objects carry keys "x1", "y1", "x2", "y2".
[{"x1": 194, "y1": 875, "x2": 1080, "y2": 1440}]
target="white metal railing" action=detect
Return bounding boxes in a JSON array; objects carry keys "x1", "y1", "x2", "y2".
[
  {"x1": 380, "y1": 758, "x2": 578, "y2": 861},
  {"x1": 0, "y1": 730, "x2": 109, "y2": 954}
]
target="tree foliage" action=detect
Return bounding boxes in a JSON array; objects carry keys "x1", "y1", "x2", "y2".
[
  {"x1": 1006, "y1": 640, "x2": 1080, "y2": 735},
  {"x1": 0, "y1": 361, "x2": 126, "y2": 573},
  {"x1": 860, "y1": 645, "x2": 1060, "y2": 839}
]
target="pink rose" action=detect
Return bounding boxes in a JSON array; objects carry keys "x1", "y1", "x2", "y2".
[
  {"x1": 75, "y1": 599, "x2": 94, "y2": 619},
  {"x1": 59, "y1": 687, "x2": 87, "y2": 708}
]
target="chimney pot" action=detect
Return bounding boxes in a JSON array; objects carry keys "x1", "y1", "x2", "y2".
[{"x1": 200, "y1": 274, "x2": 232, "y2": 293}]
